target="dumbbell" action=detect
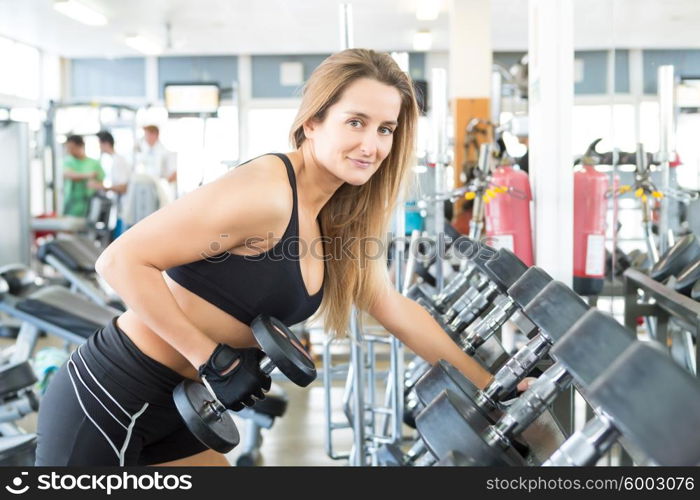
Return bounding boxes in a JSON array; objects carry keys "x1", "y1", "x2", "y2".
[
  {"x1": 417, "y1": 262, "x2": 548, "y2": 373},
  {"x1": 404, "y1": 247, "x2": 534, "y2": 421},
  {"x1": 412, "y1": 239, "x2": 501, "y2": 323},
  {"x1": 399, "y1": 283, "x2": 590, "y2": 465},
  {"x1": 414, "y1": 281, "x2": 589, "y2": 421},
  {"x1": 442, "y1": 244, "x2": 528, "y2": 334},
  {"x1": 650, "y1": 234, "x2": 700, "y2": 282},
  {"x1": 544, "y1": 341, "x2": 700, "y2": 466},
  {"x1": 173, "y1": 315, "x2": 316, "y2": 453},
  {"x1": 457, "y1": 266, "x2": 552, "y2": 355},
  {"x1": 476, "y1": 281, "x2": 590, "y2": 407},
  {"x1": 432, "y1": 262, "x2": 479, "y2": 311},
  {"x1": 400, "y1": 281, "x2": 588, "y2": 465},
  {"x1": 442, "y1": 246, "x2": 533, "y2": 371},
  {"x1": 406, "y1": 240, "x2": 498, "y2": 328},
  {"x1": 439, "y1": 273, "x2": 494, "y2": 324},
  {"x1": 407, "y1": 261, "x2": 480, "y2": 314},
  {"x1": 403, "y1": 274, "x2": 561, "y2": 433},
  {"x1": 403, "y1": 262, "x2": 491, "y2": 425},
  {"x1": 416, "y1": 310, "x2": 635, "y2": 464}
]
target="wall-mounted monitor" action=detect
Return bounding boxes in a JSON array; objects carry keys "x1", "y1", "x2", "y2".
[{"x1": 164, "y1": 83, "x2": 220, "y2": 117}]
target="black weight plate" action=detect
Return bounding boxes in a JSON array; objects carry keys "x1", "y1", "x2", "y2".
[
  {"x1": 587, "y1": 342, "x2": 700, "y2": 466},
  {"x1": 173, "y1": 380, "x2": 239, "y2": 454},
  {"x1": 507, "y1": 267, "x2": 553, "y2": 308},
  {"x1": 414, "y1": 360, "x2": 505, "y2": 424},
  {"x1": 673, "y1": 259, "x2": 700, "y2": 296},
  {"x1": 481, "y1": 248, "x2": 527, "y2": 291},
  {"x1": 416, "y1": 389, "x2": 520, "y2": 465},
  {"x1": 523, "y1": 281, "x2": 589, "y2": 342},
  {"x1": 650, "y1": 234, "x2": 700, "y2": 281},
  {"x1": 550, "y1": 309, "x2": 634, "y2": 387},
  {"x1": 251, "y1": 315, "x2": 316, "y2": 386},
  {"x1": 473, "y1": 335, "x2": 511, "y2": 374},
  {"x1": 415, "y1": 360, "x2": 481, "y2": 408}
]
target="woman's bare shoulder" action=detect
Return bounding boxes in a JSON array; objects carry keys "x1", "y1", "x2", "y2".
[
  {"x1": 98, "y1": 154, "x2": 296, "y2": 270},
  {"x1": 224, "y1": 153, "x2": 293, "y2": 184}
]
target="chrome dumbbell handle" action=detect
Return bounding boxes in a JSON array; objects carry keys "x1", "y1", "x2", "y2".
[
  {"x1": 444, "y1": 274, "x2": 489, "y2": 321},
  {"x1": 460, "y1": 295, "x2": 517, "y2": 354},
  {"x1": 486, "y1": 362, "x2": 572, "y2": 450},
  {"x1": 434, "y1": 264, "x2": 478, "y2": 312},
  {"x1": 542, "y1": 414, "x2": 619, "y2": 466},
  {"x1": 448, "y1": 282, "x2": 499, "y2": 333},
  {"x1": 477, "y1": 333, "x2": 552, "y2": 410}
]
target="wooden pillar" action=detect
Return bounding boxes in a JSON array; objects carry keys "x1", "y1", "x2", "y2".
[{"x1": 453, "y1": 97, "x2": 490, "y2": 213}]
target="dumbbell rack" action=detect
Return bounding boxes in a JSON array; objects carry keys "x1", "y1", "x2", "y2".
[
  {"x1": 623, "y1": 268, "x2": 700, "y2": 375},
  {"x1": 323, "y1": 314, "x2": 413, "y2": 465},
  {"x1": 323, "y1": 232, "x2": 423, "y2": 465}
]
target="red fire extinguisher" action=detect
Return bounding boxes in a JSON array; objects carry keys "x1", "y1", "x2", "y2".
[
  {"x1": 484, "y1": 162, "x2": 534, "y2": 266},
  {"x1": 573, "y1": 158, "x2": 609, "y2": 295}
]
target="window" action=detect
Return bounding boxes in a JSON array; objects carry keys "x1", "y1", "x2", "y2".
[
  {"x1": 572, "y1": 104, "x2": 635, "y2": 155},
  {"x1": 0, "y1": 36, "x2": 40, "y2": 101},
  {"x1": 639, "y1": 101, "x2": 660, "y2": 153},
  {"x1": 136, "y1": 104, "x2": 239, "y2": 194},
  {"x1": 246, "y1": 107, "x2": 298, "y2": 158}
]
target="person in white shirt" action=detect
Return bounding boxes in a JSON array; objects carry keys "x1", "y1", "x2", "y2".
[
  {"x1": 98, "y1": 130, "x2": 133, "y2": 237},
  {"x1": 136, "y1": 125, "x2": 178, "y2": 197}
]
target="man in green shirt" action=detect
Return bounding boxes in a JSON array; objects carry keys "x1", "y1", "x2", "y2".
[{"x1": 62, "y1": 134, "x2": 105, "y2": 217}]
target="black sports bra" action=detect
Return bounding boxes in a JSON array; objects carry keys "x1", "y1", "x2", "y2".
[{"x1": 166, "y1": 153, "x2": 324, "y2": 326}]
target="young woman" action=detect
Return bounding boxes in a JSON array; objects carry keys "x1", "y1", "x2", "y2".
[{"x1": 35, "y1": 49, "x2": 495, "y2": 466}]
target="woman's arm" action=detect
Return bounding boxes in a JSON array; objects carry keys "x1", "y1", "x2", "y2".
[
  {"x1": 96, "y1": 155, "x2": 293, "y2": 368},
  {"x1": 368, "y1": 285, "x2": 492, "y2": 389}
]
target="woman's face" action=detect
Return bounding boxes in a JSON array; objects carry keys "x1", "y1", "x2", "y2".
[{"x1": 304, "y1": 77, "x2": 402, "y2": 186}]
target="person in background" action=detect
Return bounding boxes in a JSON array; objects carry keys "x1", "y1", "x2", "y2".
[
  {"x1": 97, "y1": 130, "x2": 132, "y2": 237},
  {"x1": 62, "y1": 134, "x2": 105, "y2": 217},
  {"x1": 135, "y1": 125, "x2": 177, "y2": 198}
]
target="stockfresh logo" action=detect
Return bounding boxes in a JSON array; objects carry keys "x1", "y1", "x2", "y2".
[{"x1": 5, "y1": 471, "x2": 29, "y2": 495}]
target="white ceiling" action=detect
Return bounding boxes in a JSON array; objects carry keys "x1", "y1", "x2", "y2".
[{"x1": 0, "y1": 0, "x2": 700, "y2": 58}]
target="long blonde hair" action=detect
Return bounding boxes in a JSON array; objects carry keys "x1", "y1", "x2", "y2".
[{"x1": 289, "y1": 49, "x2": 419, "y2": 337}]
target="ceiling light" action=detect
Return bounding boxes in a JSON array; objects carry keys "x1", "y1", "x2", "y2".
[
  {"x1": 125, "y1": 35, "x2": 163, "y2": 55},
  {"x1": 53, "y1": 0, "x2": 107, "y2": 26},
  {"x1": 413, "y1": 30, "x2": 433, "y2": 51},
  {"x1": 416, "y1": 0, "x2": 441, "y2": 21}
]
